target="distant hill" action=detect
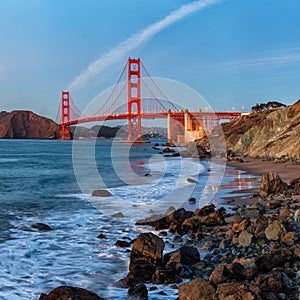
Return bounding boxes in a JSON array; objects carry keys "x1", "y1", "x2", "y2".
[
  {"x1": 71, "y1": 125, "x2": 127, "y2": 139},
  {"x1": 0, "y1": 110, "x2": 60, "y2": 139}
]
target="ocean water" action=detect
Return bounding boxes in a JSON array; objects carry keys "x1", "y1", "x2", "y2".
[{"x1": 0, "y1": 139, "x2": 257, "y2": 300}]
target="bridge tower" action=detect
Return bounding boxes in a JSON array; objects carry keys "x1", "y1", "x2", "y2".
[
  {"x1": 61, "y1": 91, "x2": 71, "y2": 140},
  {"x1": 127, "y1": 58, "x2": 141, "y2": 141}
]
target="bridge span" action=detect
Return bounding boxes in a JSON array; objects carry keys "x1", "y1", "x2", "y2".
[{"x1": 58, "y1": 58, "x2": 243, "y2": 143}]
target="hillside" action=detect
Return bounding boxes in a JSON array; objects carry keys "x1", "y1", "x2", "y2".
[
  {"x1": 190, "y1": 100, "x2": 300, "y2": 161},
  {"x1": 0, "y1": 110, "x2": 60, "y2": 139}
]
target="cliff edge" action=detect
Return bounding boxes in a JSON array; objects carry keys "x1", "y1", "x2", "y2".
[{"x1": 192, "y1": 100, "x2": 300, "y2": 161}]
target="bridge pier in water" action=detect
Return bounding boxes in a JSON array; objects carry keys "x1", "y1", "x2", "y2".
[{"x1": 167, "y1": 109, "x2": 206, "y2": 144}]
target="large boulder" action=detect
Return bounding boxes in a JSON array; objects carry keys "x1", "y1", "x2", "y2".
[
  {"x1": 259, "y1": 172, "x2": 288, "y2": 195},
  {"x1": 123, "y1": 233, "x2": 165, "y2": 285},
  {"x1": 39, "y1": 286, "x2": 104, "y2": 300},
  {"x1": 178, "y1": 277, "x2": 216, "y2": 300}
]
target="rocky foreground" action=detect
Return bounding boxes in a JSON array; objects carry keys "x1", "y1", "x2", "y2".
[{"x1": 40, "y1": 172, "x2": 300, "y2": 299}]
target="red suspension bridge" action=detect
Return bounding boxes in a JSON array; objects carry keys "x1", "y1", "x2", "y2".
[{"x1": 57, "y1": 58, "x2": 243, "y2": 142}]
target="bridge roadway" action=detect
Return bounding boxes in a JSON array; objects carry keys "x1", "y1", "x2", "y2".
[{"x1": 61, "y1": 111, "x2": 243, "y2": 127}]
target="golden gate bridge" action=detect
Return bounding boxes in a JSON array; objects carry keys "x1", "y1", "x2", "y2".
[{"x1": 57, "y1": 58, "x2": 242, "y2": 142}]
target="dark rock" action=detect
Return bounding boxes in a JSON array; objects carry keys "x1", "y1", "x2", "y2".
[
  {"x1": 127, "y1": 284, "x2": 148, "y2": 300},
  {"x1": 152, "y1": 267, "x2": 180, "y2": 284},
  {"x1": 255, "y1": 254, "x2": 286, "y2": 272},
  {"x1": 97, "y1": 233, "x2": 106, "y2": 239},
  {"x1": 193, "y1": 204, "x2": 216, "y2": 217},
  {"x1": 178, "y1": 277, "x2": 216, "y2": 300},
  {"x1": 123, "y1": 233, "x2": 164, "y2": 285},
  {"x1": 111, "y1": 212, "x2": 124, "y2": 218},
  {"x1": 245, "y1": 203, "x2": 265, "y2": 218},
  {"x1": 164, "y1": 246, "x2": 200, "y2": 267},
  {"x1": 254, "y1": 216, "x2": 268, "y2": 239},
  {"x1": 188, "y1": 197, "x2": 196, "y2": 204},
  {"x1": 216, "y1": 282, "x2": 256, "y2": 299},
  {"x1": 136, "y1": 208, "x2": 193, "y2": 232},
  {"x1": 32, "y1": 223, "x2": 53, "y2": 231},
  {"x1": 39, "y1": 286, "x2": 104, "y2": 300},
  {"x1": 179, "y1": 209, "x2": 225, "y2": 234},
  {"x1": 163, "y1": 147, "x2": 175, "y2": 153},
  {"x1": 186, "y1": 178, "x2": 197, "y2": 184},
  {"x1": 231, "y1": 262, "x2": 256, "y2": 280},
  {"x1": 209, "y1": 265, "x2": 236, "y2": 285},
  {"x1": 253, "y1": 274, "x2": 283, "y2": 293},
  {"x1": 289, "y1": 176, "x2": 300, "y2": 193},
  {"x1": 116, "y1": 240, "x2": 130, "y2": 248},
  {"x1": 92, "y1": 189, "x2": 112, "y2": 197},
  {"x1": 232, "y1": 216, "x2": 251, "y2": 233},
  {"x1": 260, "y1": 172, "x2": 288, "y2": 195}
]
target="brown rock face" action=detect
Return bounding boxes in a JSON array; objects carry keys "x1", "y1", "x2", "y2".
[
  {"x1": 39, "y1": 286, "x2": 104, "y2": 300},
  {"x1": 0, "y1": 110, "x2": 60, "y2": 139},
  {"x1": 164, "y1": 246, "x2": 200, "y2": 267},
  {"x1": 259, "y1": 172, "x2": 288, "y2": 195},
  {"x1": 178, "y1": 277, "x2": 216, "y2": 300},
  {"x1": 124, "y1": 233, "x2": 165, "y2": 285},
  {"x1": 289, "y1": 177, "x2": 300, "y2": 193},
  {"x1": 189, "y1": 100, "x2": 300, "y2": 160},
  {"x1": 180, "y1": 209, "x2": 225, "y2": 234}
]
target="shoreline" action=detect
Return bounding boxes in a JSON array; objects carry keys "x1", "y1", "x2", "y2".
[{"x1": 226, "y1": 157, "x2": 300, "y2": 184}]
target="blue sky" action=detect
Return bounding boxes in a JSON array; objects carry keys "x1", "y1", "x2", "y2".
[{"x1": 1, "y1": 0, "x2": 300, "y2": 119}]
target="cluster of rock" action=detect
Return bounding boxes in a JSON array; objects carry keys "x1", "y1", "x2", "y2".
[
  {"x1": 38, "y1": 172, "x2": 300, "y2": 299},
  {"x1": 119, "y1": 172, "x2": 300, "y2": 299}
]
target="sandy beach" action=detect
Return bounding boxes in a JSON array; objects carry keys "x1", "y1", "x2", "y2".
[
  {"x1": 221, "y1": 157, "x2": 300, "y2": 207},
  {"x1": 227, "y1": 157, "x2": 300, "y2": 184}
]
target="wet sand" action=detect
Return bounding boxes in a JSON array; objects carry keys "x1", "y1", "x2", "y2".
[
  {"x1": 222, "y1": 157, "x2": 300, "y2": 206},
  {"x1": 227, "y1": 157, "x2": 300, "y2": 184}
]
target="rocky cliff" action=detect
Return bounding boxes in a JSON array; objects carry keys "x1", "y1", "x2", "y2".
[
  {"x1": 0, "y1": 110, "x2": 60, "y2": 139},
  {"x1": 225, "y1": 100, "x2": 300, "y2": 160},
  {"x1": 191, "y1": 100, "x2": 300, "y2": 161}
]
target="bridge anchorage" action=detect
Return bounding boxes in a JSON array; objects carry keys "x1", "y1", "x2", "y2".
[{"x1": 58, "y1": 57, "x2": 243, "y2": 143}]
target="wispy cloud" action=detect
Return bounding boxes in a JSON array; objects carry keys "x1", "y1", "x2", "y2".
[
  {"x1": 68, "y1": 0, "x2": 222, "y2": 91},
  {"x1": 218, "y1": 48, "x2": 300, "y2": 71}
]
